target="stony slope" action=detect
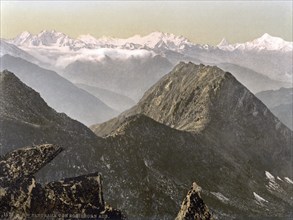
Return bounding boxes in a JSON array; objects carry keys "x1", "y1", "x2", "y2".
[
  {"x1": 0, "y1": 55, "x2": 117, "y2": 126},
  {"x1": 92, "y1": 62, "x2": 293, "y2": 218},
  {"x1": 96, "y1": 113, "x2": 293, "y2": 219}
]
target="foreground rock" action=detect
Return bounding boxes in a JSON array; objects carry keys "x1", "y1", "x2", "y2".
[
  {"x1": 176, "y1": 182, "x2": 213, "y2": 220},
  {"x1": 0, "y1": 144, "x2": 123, "y2": 219}
]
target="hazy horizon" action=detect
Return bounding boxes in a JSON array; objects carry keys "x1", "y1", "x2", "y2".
[{"x1": 1, "y1": 1, "x2": 292, "y2": 45}]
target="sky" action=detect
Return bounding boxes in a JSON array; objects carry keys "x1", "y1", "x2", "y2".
[{"x1": 1, "y1": 1, "x2": 292, "y2": 45}]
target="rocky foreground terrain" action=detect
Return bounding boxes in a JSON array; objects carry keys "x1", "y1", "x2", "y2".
[
  {"x1": 1, "y1": 64, "x2": 293, "y2": 219},
  {"x1": 0, "y1": 144, "x2": 123, "y2": 219}
]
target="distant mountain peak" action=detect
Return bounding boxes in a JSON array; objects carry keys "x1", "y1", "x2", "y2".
[
  {"x1": 260, "y1": 33, "x2": 273, "y2": 39},
  {"x1": 218, "y1": 33, "x2": 293, "y2": 52},
  {"x1": 17, "y1": 31, "x2": 32, "y2": 38},
  {"x1": 217, "y1": 38, "x2": 230, "y2": 47}
]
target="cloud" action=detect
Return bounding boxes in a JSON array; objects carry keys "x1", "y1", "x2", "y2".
[{"x1": 31, "y1": 47, "x2": 156, "y2": 68}]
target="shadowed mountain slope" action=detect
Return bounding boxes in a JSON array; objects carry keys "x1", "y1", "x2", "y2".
[
  {"x1": 0, "y1": 70, "x2": 109, "y2": 182},
  {"x1": 0, "y1": 55, "x2": 117, "y2": 126}
]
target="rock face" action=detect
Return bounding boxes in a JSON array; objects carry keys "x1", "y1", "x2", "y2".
[
  {"x1": 176, "y1": 182, "x2": 213, "y2": 220},
  {"x1": 0, "y1": 144, "x2": 123, "y2": 219},
  {"x1": 256, "y1": 87, "x2": 293, "y2": 130},
  {"x1": 91, "y1": 62, "x2": 293, "y2": 218}
]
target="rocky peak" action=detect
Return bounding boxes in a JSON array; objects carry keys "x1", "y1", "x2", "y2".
[
  {"x1": 92, "y1": 62, "x2": 292, "y2": 178},
  {"x1": 217, "y1": 38, "x2": 230, "y2": 47},
  {"x1": 176, "y1": 182, "x2": 213, "y2": 220},
  {"x1": 119, "y1": 62, "x2": 235, "y2": 133},
  {"x1": 112, "y1": 62, "x2": 290, "y2": 137}
]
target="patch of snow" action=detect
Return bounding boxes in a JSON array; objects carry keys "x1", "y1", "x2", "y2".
[
  {"x1": 284, "y1": 177, "x2": 293, "y2": 184},
  {"x1": 253, "y1": 192, "x2": 268, "y2": 204},
  {"x1": 265, "y1": 171, "x2": 275, "y2": 181},
  {"x1": 211, "y1": 192, "x2": 229, "y2": 203},
  {"x1": 265, "y1": 171, "x2": 280, "y2": 191},
  {"x1": 277, "y1": 176, "x2": 283, "y2": 182}
]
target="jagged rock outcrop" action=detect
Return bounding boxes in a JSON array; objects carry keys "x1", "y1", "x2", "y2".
[
  {"x1": 176, "y1": 182, "x2": 213, "y2": 220},
  {"x1": 0, "y1": 144, "x2": 62, "y2": 217},
  {"x1": 0, "y1": 144, "x2": 123, "y2": 219}
]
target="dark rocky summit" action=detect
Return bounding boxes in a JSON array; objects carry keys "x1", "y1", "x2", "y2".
[
  {"x1": 176, "y1": 182, "x2": 213, "y2": 220},
  {"x1": 0, "y1": 144, "x2": 123, "y2": 219}
]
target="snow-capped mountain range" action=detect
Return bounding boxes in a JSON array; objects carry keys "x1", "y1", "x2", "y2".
[
  {"x1": 1, "y1": 30, "x2": 292, "y2": 94},
  {"x1": 8, "y1": 30, "x2": 195, "y2": 51},
  {"x1": 7, "y1": 30, "x2": 292, "y2": 52}
]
